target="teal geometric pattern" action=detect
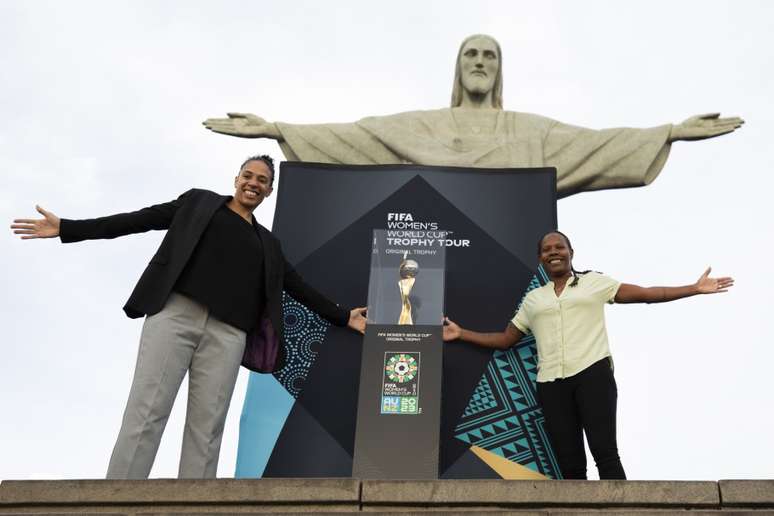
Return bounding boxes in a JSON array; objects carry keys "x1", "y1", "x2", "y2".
[
  {"x1": 454, "y1": 265, "x2": 563, "y2": 479},
  {"x1": 463, "y1": 375, "x2": 498, "y2": 417}
]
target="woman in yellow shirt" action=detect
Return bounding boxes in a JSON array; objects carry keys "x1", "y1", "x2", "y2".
[{"x1": 443, "y1": 231, "x2": 733, "y2": 479}]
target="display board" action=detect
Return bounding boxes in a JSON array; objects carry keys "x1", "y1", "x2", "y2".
[{"x1": 236, "y1": 162, "x2": 562, "y2": 479}]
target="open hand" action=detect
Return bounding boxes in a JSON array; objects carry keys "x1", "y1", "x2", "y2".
[
  {"x1": 11, "y1": 205, "x2": 61, "y2": 239},
  {"x1": 348, "y1": 307, "x2": 367, "y2": 334},
  {"x1": 202, "y1": 112, "x2": 282, "y2": 140},
  {"x1": 696, "y1": 266, "x2": 734, "y2": 294},
  {"x1": 670, "y1": 113, "x2": 744, "y2": 142},
  {"x1": 442, "y1": 317, "x2": 462, "y2": 341}
]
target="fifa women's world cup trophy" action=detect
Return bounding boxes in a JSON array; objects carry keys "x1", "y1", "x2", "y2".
[{"x1": 398, "y1": 253, "x2": 419, "y2": 325}]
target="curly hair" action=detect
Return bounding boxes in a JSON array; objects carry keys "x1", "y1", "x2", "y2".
[{"x1": 240, "y1": 154, "x2": 275, "y2": 186}]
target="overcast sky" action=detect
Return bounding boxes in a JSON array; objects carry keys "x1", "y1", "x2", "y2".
[{"x1": 2, "y1": 0, "x2": 772, "y2": 481}]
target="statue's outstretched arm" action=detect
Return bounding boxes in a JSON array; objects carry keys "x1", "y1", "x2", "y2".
[
  {"x1": 202, "y1": 112, "x2": 284, "y2": 141},
  {"x1": 669, "y1": 113, "x2": 744, "y2": 142}
]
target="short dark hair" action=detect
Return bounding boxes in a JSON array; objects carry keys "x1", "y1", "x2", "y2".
[
  {"x1": 537, "y1": 230, "x2": 573, "y2": 256},
  {"x1": 537, "y1": 230, "x2": 594, "y2": 288},
  {"x1": 240, "y1": 154, "x2": 275, "y2": 186}
]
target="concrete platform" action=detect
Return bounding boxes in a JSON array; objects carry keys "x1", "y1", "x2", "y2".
[
  {"x1": 0, "y1": 478, "x2": 772, "y2": 514},
  {"x1": 0, "y1": 479, "x2": 359, "y2": 514}
]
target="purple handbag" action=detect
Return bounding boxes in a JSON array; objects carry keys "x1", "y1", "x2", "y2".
[{"x1": 242, "y1": 314, "x2": 279, "y2": 373}]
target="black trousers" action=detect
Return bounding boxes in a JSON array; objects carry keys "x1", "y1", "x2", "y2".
[{"x1": 536, "y1": 357, "x2": 626, "y2": 480}]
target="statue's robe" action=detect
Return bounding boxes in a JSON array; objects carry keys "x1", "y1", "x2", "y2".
[{"x1": 277, "y1": 108, "x2": 672, "y2": 198}]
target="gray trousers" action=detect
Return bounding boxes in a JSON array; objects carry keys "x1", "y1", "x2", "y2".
[{"x1": 106, "y1": 293, "x2": 246, "y2": 479}]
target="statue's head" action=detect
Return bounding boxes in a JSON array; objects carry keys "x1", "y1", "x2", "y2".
[{"x1": 451, "y1": 34, "x2": 503, "y2": 109}]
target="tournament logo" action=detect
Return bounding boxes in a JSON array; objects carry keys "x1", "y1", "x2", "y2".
[
  {"x1": 385, "y1": 353, "x2": 418, "y2": 382},
  {"x1": 381, "y1": 352, "x2": 420, "y2": 415}
]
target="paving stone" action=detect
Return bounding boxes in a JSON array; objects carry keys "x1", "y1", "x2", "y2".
[
  {"x1": 0, "y1": 479, "x2": 359, "y2": 505},
  {"x1": 361, "y1": 480, "x2": 719, "y2": 508},
  {"x1": 720, "y1": 480, "x2": 774, "y2": 507}
]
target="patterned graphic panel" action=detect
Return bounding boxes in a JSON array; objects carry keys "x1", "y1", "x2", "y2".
[
  {"x1": 454, "y1": 266, "x2": 563, "y2": 479},
  {"x1": 272, "y1": 293, "x2": 330, "y2": 398},
  {"x1": 244, "y1": 163, "x2": 557, "y2": 479}
]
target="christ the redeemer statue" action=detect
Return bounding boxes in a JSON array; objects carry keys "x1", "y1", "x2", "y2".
[{"x1": 203, "y1": 34, "x2": 742, "y2": 198}]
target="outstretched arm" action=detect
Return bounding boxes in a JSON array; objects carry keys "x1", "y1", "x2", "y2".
[
  {"x1": 615, "y1": 267, "x2": 734, "y2": 304},
  {"x1": 11, "y1": 205, "x2": 60, "y2": 239},
  {"x1": 669, "y1": 113, "x2": 744, "y2": 142},
  {"x1": 443, "y1": 317, "x2": 523, "y2": 350},
  {"x1": 282, "y1": 259, "x2": 367, "y2": 334},
  {"x1": 13, "y1": 193, "x2": 187, "y2": 244},
  {"x1": 202, "y1": 112, "x2": 284, "y2": 141}
]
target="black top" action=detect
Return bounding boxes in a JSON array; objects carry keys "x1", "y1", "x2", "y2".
[
  {"x1": 59, "y1": 188, "x2": 351, "y2": 372},
  {"x1": 174, "y1": 205, "x2": 265, "y2": 332}
]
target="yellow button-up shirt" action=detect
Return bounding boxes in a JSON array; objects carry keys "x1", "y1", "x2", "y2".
[{"x1": 510, "y1": 272, "x2": 621, "y2": 383}]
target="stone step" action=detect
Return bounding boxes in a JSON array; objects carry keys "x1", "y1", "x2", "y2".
[{"x1": 0, "y1": 479, "x2": 771, "y2": 514}]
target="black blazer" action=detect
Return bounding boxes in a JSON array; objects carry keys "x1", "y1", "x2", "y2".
[{"x1": 59, "y1": 188, "x2": 349, "y2": 373}]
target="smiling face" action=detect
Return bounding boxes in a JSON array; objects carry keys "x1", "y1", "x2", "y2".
[
  {"x1": 233, "y1": 159, "x2": 273, "y2": 212},
  {"x1": 539, "y1": 232, "x2": 574, "y2": 278},
  {"x1": 459, "y1": 36, "x2": 500, "y2": 98}
]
